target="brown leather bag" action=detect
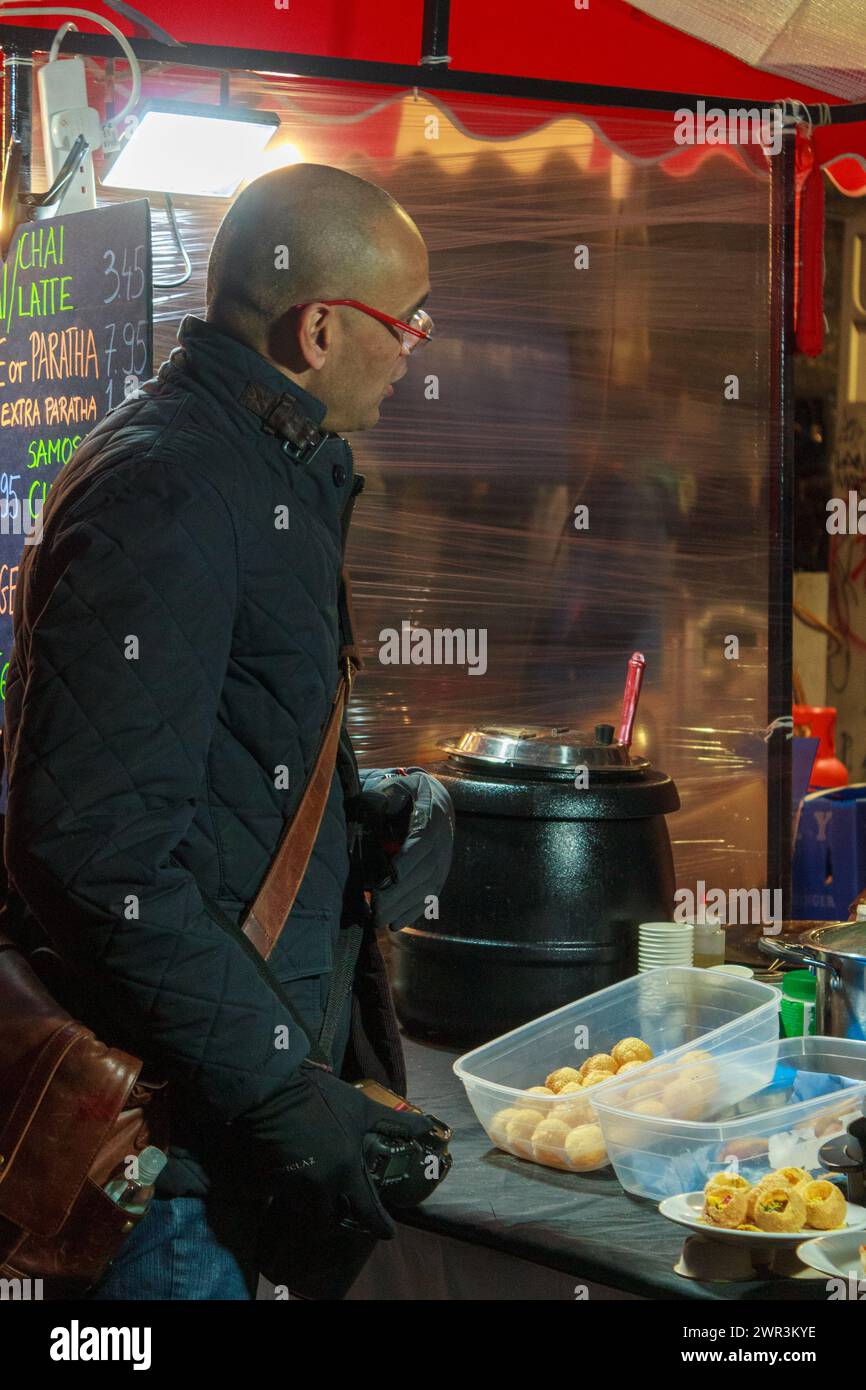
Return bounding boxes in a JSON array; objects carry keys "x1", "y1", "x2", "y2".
[{"x1": 0, "y1": 647, "x2": 358, "y2": 1298}]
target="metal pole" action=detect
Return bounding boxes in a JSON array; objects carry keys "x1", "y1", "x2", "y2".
[
  {"x1": 0, "y1": 24, "x2": 819, "y2": 116},
  {"x1": 421, "y1": 0, "x2": 451, "y2": 66},
  {"x1": 767, "y1": 128, "x2": 796, "y2": 916},
  {"x1": 2, "y1": 44, "x2": 33, "y2": 193}
]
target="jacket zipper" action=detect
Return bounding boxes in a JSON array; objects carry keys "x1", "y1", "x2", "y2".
[{"x1": 337, "y1": 444, "x2": 364, "y2": 847}]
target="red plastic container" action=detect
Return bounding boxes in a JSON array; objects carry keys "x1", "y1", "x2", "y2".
[{"x1": 792, "y1": 704, "x2": 849, "y2": 790}]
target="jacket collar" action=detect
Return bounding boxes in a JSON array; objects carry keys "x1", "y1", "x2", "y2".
[{"x1": 173, "y1": 316, "x2": 331, "y2": 461}]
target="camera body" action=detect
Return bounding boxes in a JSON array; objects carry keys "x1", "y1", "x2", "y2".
[
  {"x1": 363, "y1": 1128, "x2": 453, "y2": 1208},
  {"x1": 354, "y1": 1079, "x2": 453, "y2": 1209}
]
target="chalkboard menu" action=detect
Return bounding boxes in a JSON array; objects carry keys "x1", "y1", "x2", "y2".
[{"x1": 0, "y1": 198, "x2": 152, "y2": 721}]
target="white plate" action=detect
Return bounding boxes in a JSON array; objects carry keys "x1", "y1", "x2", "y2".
[
  {"x1": 638, "y1": 921, "x2": 693, "y2": 929},
  {"x1": 639, "y1": 925, "x2": 693, "y2": 933},
  {"x1": 796, "y1": 1229, "x2": 866, "y2": 1281},
  {"x1": 638, "y1": 936, "x2": 693, "y2": 944},
  {"x1": 638, "y1": 952, "x2": 693, "y2": 961},
  {"x1": 638, "y1": 945, "x2": 694, "y2": 955},
  {"x1": 639, "y1": 930, "x2": 693, "y2": 937},
  {"x1": 638, "y1": 957, "x2": 693, "y2": 966},
  {"x1": 659, "y1": 1189, "x2": 866, "y2": 1249},
  {"x1": 638, "y1": 942, "x2": 693, "y2": 950}
]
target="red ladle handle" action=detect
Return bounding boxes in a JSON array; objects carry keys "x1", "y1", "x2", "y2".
[{"x1": 617, "y1": 652, "x2": 646, "y2": 749}]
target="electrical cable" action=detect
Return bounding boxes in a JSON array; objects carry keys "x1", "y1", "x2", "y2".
[
  {"x1": 48, "y1": 17, "x2": 76, "y2": 61},
  {"x1": 152, "y1": 191, "x2": 191, "y2": 288},
  {"x1": 0, "y1": 5, "x2": 141, "y2": 122}
]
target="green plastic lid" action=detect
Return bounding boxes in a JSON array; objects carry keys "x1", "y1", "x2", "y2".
[{"x1": 781, "y1": 969, "x2": 817, "y2": 1003}]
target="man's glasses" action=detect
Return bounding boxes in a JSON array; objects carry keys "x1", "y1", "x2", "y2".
[{"x1": 291, "y1": 299, "x2": 434, "y2": 355}]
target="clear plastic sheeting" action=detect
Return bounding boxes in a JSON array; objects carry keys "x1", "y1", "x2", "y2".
[
  {"x1": 629, "y1": 0, "x2": 866, "y2": 102},
  {"x1": 88, "y1": 69, "x2": 775, "y2": 894}
]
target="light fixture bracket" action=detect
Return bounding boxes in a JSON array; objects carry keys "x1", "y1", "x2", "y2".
[{"x1": 37, "y1": 56, "x2": 100, "y2": 213}]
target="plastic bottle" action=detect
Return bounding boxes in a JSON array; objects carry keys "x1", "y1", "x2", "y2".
[
  {"x1": 792, "y1": 704, "x2": 848, "y2": 790},
  {"x1": 104, "y1": 1145, "x2": 168, "y2": 1215}
]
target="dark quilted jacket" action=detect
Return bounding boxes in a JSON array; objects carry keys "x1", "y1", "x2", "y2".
[{"x1": 2, "y1": 315, "x2": 404, "y2": 1199}]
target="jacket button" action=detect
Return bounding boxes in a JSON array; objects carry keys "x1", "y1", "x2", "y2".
[{"x1": 332, "y1": 462, "x2": 347, "y2": 487}]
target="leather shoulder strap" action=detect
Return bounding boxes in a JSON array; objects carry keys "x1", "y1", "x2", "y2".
[{"x1": 241, "y1": 637, "x2": 360, "y2": 960}]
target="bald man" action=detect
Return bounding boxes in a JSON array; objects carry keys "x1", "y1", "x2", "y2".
[
  {"x1": 207, "y1": 162, "x2": 431, "y2": 433},
  {"x1": 2, "y1": 163, "x2": 452, "y2": 1302}
]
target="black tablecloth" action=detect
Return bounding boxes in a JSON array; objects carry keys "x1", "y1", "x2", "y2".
[{"x1": 393, "y1": 1035, "x2": 829, "y2": 1301}]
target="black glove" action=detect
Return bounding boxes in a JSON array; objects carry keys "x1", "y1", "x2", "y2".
[
  {"x1": 241, "y1": 1062, "x2": 439, "y2": 1238},
  {"x1": 251, "y1": 1066, "x2": 445, "y2": 1299},
  {"x1": 358, "y1": 768, "x2": 455, "y2": 929}
]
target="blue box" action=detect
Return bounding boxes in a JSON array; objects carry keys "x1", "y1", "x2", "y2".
[{"x1": 793, "y1": 783, "x2": 866, "y2": 920}]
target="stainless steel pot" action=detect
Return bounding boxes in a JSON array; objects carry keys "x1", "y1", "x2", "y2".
[{"x1": 757, "y1": 921, "x2": 866, "y2": 1040}]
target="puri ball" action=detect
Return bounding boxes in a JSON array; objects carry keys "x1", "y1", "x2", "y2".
[
  {"x1": 557, "y1": 1085, "x2": 594, "y2": 1124},
  {"x1": 626, "y1": 1074, "x2": 665, "y2": 1105},
  {"x1": 703, "y1": 1187, "x2": 750, "y2": 1229},
  {"x1": 662, "y1": 1077, "x2": 704, "y2": 1120},
  {"x1": 558, "y1": 1100, "x2": 591, "y2": 1126},
  {"x1": 489, "y1": 1107, "x2": 522, "y2": 1149},
  {"x1": 531, "y1": 1117, "x2": 572, "y2": 1169},
  {"x1": 564, "y1": 1124, "x2": 608, "y2": 1170},
  {"x1": 633, "y1": 1098, "x2": 667, "y2": 1117},
  {"x1": 705, "y1": 1172, "x2": 752, "y2": 1195},
  {"x1": 615, "y1": 1060, "x2": 646, "y2": 1076},
  {"x1": 679, "y1": 1058, "x2": 717, "y2": 1089},
  {"x1": 521, "y1": 1086, "x2": 554, "y2": 1114},
  {"x1": 579, "y1": 1054, "x2": 617, "y2": 1078},
  {"x1": 753, "y1": 1186, "x2": 807, "y2": 1233},
  {"x1": 505, "y1": 1107, "x2": 543, "y2": 1158},
  {"x1": 612, "y1": 1038, "x2": 654, "y2": 1066},
  {"x1": 747, "y1": 1167, "x2": 811, "y2": 1219},
  {"x1": 773, "y1": 1166, "x2": 811, "y2": 1190},
  {"x1": 555, "y1": 1082, "x2": 586, "y2": 1123},
  {"x1": 545, "y1": 1067, "x2": 583, "y2": 1093},
  {"x1": 802, "y1": 1179, "x2": 847, "y2": 1230},
  {"x1": 581, "y1": 1070, "x2": 613, "y2": 1090},
  {"x1": 575, "y1": 1073, "x2": 611, "y2": 1116}
]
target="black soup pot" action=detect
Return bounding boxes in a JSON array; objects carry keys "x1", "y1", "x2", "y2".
[{"x1": 390, "y1": 724, "x2": 680, "y2": 1045}]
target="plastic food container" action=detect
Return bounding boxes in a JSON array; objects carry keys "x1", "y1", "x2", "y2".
[
  {"x1": 592, "y1": 1035, "x2": 866, "y2": 1199},
  {"x1": 453, "y1": 966, "x2": 781, "y2": 1174}
]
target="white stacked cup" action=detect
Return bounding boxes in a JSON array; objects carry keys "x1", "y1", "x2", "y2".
[{"x1": 638, "y1": 921, "x2": 694, "y2": 972}]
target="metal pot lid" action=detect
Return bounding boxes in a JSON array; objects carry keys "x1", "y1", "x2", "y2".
[
  {"x1": 437, "y1": 723, "x2": 651, "y2": 775},
  {"x1": 800, "y1": 920, "x2": 866, "y2": 964}
]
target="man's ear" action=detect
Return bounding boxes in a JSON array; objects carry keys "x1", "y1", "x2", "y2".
[{"x1": 264, "y1": 306, "x2": 321, "y2": 375}]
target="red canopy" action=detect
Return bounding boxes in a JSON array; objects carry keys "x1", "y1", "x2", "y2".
[
  {"x1": 2, "y1": 0, "x2": 863, "y2": 191},
  {"x1": 0, "y1": 0, "x2": 852, "y2": 99},
  {"x1": 3, "y1": 0, "x2": 862, "y2": 352}
]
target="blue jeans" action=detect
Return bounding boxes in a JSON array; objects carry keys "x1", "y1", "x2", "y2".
[{"x1": 87, "y1": 1195, "x2": 266, "y2": 1301}]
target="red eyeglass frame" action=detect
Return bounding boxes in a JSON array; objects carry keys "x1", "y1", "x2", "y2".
[{"x1": 290, "y1": 298, "x2": 432, "y2": 347}]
